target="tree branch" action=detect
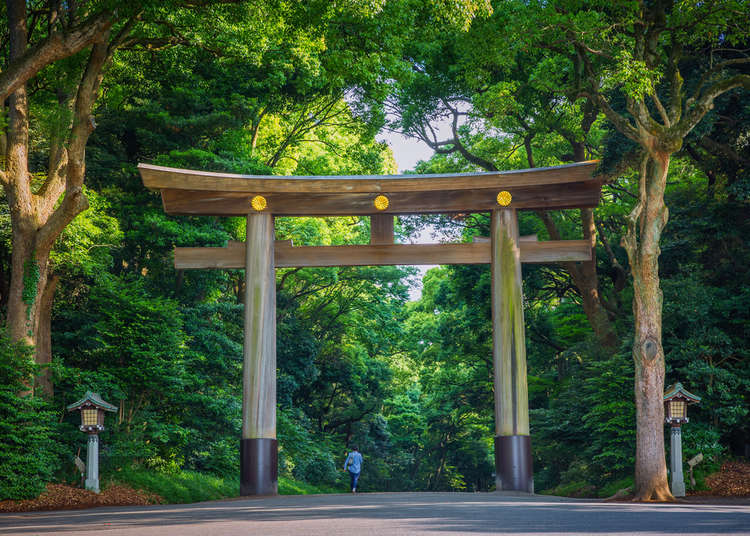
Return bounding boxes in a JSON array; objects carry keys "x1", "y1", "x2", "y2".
[
  {"x1": 651, "y1": 91, "x2": 670, "y2": 128},
  {"x1": 595, "y1": 217, "x2": 626, "y2": 292},
  {"x1": 36, "y1": 32, "x2": 112, "y2": 254},
  {"x1": 667, "y1": 41, "x2": 683, "y2": 124},
  {"x1": 582, "y1": 91, "x2": 640, "y2": 143},
  {"x1": 679, "y1": 74, "x2": 750, "y2": 138},
  {"x1": 0, "y1": 11, "x2": 113, "y2": 102},
  {"x1": 690, "y1": 58, "x2": 750, "y2": 104}
]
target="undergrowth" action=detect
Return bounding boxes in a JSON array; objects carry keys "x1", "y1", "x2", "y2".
[{"x1": 109, "y1": 467, "x2": 344, "y2": 503}]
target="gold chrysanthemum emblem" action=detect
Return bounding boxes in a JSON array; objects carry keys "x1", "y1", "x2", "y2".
[
  {"x1": 251, "y1": 195, "x2": 267, "y2": 211},
  {"x1": 374, "y1": 195, "x2": 389, "y2": 211},
  {"x1": 496, "y1": 191, "x2": 512, "y2": 206}
]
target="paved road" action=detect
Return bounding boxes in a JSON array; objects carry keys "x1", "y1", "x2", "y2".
[{"x1": 1, "y1": 492, "x2": 748, "y2": 536}]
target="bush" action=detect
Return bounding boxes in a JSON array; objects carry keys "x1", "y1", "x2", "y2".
[
  {"x1": 0, "y1": 330, "x2": 63, "y2": 499},
  {"x1": 680, "y1": 424, "x2": 726, "y2": 490},
  {"x1": 292, "y1": 452, "x2": 340, "y2": 487}
]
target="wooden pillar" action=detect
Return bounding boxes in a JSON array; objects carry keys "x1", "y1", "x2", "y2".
[
  {"x1": 240, "y1": 213, "x2": 278, "y2": 495},
  {"x1": 491, "y1": 208, "x2": 533, "y2": 493}
]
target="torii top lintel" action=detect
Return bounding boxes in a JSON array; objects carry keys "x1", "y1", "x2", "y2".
[{"x1": 139, "y1": 160, "x2": 601, "y2": 217}]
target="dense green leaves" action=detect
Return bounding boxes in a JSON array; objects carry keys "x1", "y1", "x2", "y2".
[{"x1": 0, "y1": 332, "x2": 62, "y2": 499}]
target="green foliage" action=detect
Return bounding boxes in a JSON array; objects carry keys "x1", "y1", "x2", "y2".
[
  {"x1": 53, "y1": 274, "x2": 189, "y2": 470},
  {"x1": 540, "y1": 479, "x2": 595, "y2": 499},
  {"x1": 278, "y1": 408, "x2": 339, "y2": 487},
  {"x1": 681, "y1": 425, "x2": 725, "y2": 479},
  {"x1": 0, "y1": 331, "x2": 63, "y2": 500},
  {"x1": 607, "y1": 50, "x2": 662, "y2": 101},
  {"x1": 278, "y1": 476, "x2": 342, "y2": 495},
  {"x1": 660, "y1": 180, "x2": 750, "y2": 462},
  {"x1": 112, "y1": 467, "x2": 238, "y2": 503}
]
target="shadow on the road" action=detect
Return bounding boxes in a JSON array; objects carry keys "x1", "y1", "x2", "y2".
[{"x1": 0, "y1": 493, "x2": 747, "y2": 534}]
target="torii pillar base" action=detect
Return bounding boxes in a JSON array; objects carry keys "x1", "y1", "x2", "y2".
[
  {"x1": 240, "y1": 439, "x2": 278, "y2": 496},
  {"x1": 495, "y1": 435, "x2": 533, "y2": 493}
]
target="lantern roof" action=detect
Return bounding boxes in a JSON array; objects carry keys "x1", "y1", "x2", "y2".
[
  {"x1": 66, "y1": 391, "x2": 118, "y2": 412},
  {"x1": 663, "y1": 382, "x2": 701, "y2": 403}
]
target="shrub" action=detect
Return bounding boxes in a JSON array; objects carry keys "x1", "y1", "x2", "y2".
[{"x1": 0, "y1": 330, "x2": 63, "y2": 499}]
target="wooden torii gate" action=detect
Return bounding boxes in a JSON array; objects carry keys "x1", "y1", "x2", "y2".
[{"x1": 139, "y1": 160, "x2": 602, "y2": 496}]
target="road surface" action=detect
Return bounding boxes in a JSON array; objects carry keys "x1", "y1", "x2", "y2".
[{"x1": 1, "y1": 492, "x2": 748, "y2": 535}]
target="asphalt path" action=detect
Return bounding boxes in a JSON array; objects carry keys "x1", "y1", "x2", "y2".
[{"x1": 1, "y1": 492, "x2": 748, "y2": 536}]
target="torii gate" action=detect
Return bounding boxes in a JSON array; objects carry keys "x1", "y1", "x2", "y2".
[{"x1": 139, "y1": 160, "x2": 602, "y2": 496}]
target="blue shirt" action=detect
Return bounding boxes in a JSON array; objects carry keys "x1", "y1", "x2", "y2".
[{"x1": 344, "y1": 451, "x2": 363, "y2": 473}]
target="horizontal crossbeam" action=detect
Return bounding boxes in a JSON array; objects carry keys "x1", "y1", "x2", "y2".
[
  {"x1": 140, "y1": 161, "x2": 602, "y2": 215},
  {"x1": 159, "y1": 182, "x2": 600, "y2": 216},
  {"x1": 174, "y1": 239, "x2": 591, "y2": 269}
]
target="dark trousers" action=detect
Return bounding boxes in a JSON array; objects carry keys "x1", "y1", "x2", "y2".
[{"x1": 349, "y1": 470, "x2": 360, "y2": 490}]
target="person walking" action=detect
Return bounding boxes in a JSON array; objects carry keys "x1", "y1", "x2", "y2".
[{"x1": 343, "y1": 446, "x2": 363, "y2": 493}]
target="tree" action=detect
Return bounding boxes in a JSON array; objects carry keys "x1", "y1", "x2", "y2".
[
  {"x1": 380, "y1": 7, "x2": 621, "y2": 351},
  {"x1": 0, "y1": 1, "x2": 235, "y2": 359},
  {"x1": 2, "y1": 0, "x2": 118, "y2": 350},
  {"x1": 527, "y1": 0, "x2": 750, "y2": 500},
  {"x1": 0, "y1": 0, "x2": 398, "y2": 374}
]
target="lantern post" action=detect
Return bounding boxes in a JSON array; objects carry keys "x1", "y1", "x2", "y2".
[
  {"x1": 663, "y1": 382, "x2": 701, "y2": 497},
  {"x1": 67, "y1": 392, "x2": 118, "y2": 493}
]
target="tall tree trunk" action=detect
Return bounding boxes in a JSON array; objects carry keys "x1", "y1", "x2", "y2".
[
  {"x1": 3, "y1": 1, "x2": 112, "y2": 382},
  {"x1": 623, "y1": 153, "x2": 672, "y2": 501},
  {"x1": 5, "y1": 0, "x2": 43, "y2": 348},
  {"x1": 34, "y1": 274, "x2": 60, "y2": 397}
]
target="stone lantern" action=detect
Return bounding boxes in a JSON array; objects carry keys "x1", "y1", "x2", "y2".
[
  {"x1": 67, "y1": 391, "x2": 118, "y2": 493},
  {"x1": 663, "y1": 382, "x2": 701, "y2": 497}
]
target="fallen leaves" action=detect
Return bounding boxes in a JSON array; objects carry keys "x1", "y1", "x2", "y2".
[
  {"x1": 691, "y1": 461, "x2": 750, "y2": 497},
  {"x1": 0, "y1": 483, "x2": 162, "y2": 512}
]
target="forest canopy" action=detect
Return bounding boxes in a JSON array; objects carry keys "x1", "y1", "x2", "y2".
[{"x1": 0, "y1": 0, "x2": 748, "y2": 501}]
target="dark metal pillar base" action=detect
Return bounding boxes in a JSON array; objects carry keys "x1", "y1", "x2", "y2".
[
  {"x1": 240, "y1": 438, "x2": 278, "y2": 496},
  {"x1": 495, "y1": 435, "x2": 533, "y2": 493}
]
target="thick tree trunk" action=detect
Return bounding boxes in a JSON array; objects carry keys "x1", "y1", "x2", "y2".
[
  {"x1": 34, "y1": 274, "x2": 60, "y2": 397},
  {"x1": 5, "y1": 0, "x2": 32, "y2": 344},
  {"x1": 3, "y1": 2, "x2": 109, "y2": 380},
  {"x1": 4, "y1": 79, "x2": 54, "y2": 394},
  {"x1": 6, "y1": 229, "x2": 50, "y2": 347},
  {"x1": 623, "y1": 153, "x2": 672, "y2": 502}
]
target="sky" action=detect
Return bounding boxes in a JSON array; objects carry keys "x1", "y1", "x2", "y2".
[{"x1": 376, "y1": 130, "x2": 434, "y2": 173}]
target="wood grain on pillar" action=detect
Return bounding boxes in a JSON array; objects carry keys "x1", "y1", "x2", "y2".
[
  {"x1": 491, "y1": 209, "x2": 529, "y2": 437},
  {"x1": 242, "y1": 213, "x2": 276, "y2": 440}
]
